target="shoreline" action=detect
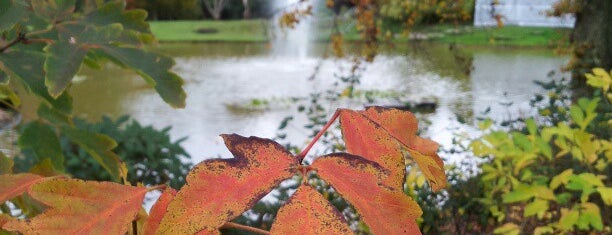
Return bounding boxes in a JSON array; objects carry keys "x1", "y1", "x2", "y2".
[{"x1": 149, "y1": 20, "x2": 571, "y2": 47}]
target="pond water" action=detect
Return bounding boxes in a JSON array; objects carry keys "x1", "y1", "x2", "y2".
[{"x1": 11, "y1": 42, "x2": 568, "y2": 164}]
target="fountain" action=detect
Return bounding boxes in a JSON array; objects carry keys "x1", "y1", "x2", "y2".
[{"x1": 270, "y1": 0, "x2": 313, "y2": 59}]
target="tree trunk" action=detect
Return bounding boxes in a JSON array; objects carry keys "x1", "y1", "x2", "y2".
[
  {"x1": 242, "y1": 0, "x2": 251, "y2": 19},
  {"x1": 571, "y1": 0, "x2": 612, "y2": 78},
  {"x1": 202, "y1": 0, "x2": 227, "y2": 20}
]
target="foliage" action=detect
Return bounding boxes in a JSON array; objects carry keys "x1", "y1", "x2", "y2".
[
  {"x1": 468, "y1": 68, "x2": 611, "y2": 234},
  {"x1": 1, "y1": 107, "x2": 447, "y2": 234},
  {"x1": 61, "y1": 116, "x2": 191, "y2": 188},
  {"x1": 14, "y1": 116, "x2": 191, "y2": 188},
  {"x1": 126, "y1": 0, "x2": 202, "y2": 20},
  {"x1": 379, "y1": 0, "x2": 474, "y2": 26},
  {"x1": 126, "y1": 0, "x2": 272, "y2": 20},
  {"x1": 0, "y1": 0, "x2": 186, "y2": 184},
  {"x1": 314, "y1": 0, "x2": 474, "y2": 60}
]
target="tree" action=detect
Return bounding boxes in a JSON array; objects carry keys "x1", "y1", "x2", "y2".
[
  {"x1": 242, "y1": 0, "x2": 250, "y2": 19},
  {"x1": 201, "y1": 0, "x2": 228, "y2": 20},
  {"x1": 570, "y1": 0, "x2": 612, "y2": 75},
  {"x1": 550, "y1": 0, "x2": 611, "y2": 78}
]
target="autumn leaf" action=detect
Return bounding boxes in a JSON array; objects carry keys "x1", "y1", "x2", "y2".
[
  {"x1": 3, "y1": 178, "x2": 147, "y2": 234},
  {"x1": 0, "y1": 173, "x2": 44, "y2": 204},
  {"x1": 339, "y1": 107, "x2": 447, "y2": 191},
  {"x1": 0, "y1": 214, "x2": 15, "y2": 234},
  {"x1": 143, "y1": 188, "x2": 177, "y2": 235},
  {"x1": 157, "y1": 134, "x2": 298, "y2": 234},
  {"x1": 312, "y1": 153, "x2": 422, "y2": 235},
  {"x1": 269, "y1": 184, "x2": 352, "y2": 235},
  {"x1": 338, "y1": 109, "x2": 405, "y2": 190}
]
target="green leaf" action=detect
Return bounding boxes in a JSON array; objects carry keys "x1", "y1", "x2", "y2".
[
  {"x1": 37, "y1": 103, "x2": 73, "y2": 126},
  {"x1": 57, "y1": 23, "x2": 123, "y2": 45},
  {"x1": 566, "y1": 175, "x2": 589, "y2": 191},
  {"x1": 535, "y1": 137, "x2": 552, "y2": 159},
  {"x1": 31, "y1": 0, "x2": 76, "y2": 22},
  {"x1": 503, "y1": 184, "x2": 534, "y2": 203},
  {"x1": 0, "y1": 49, "x2": 73, "y2": 113},
  {"x1": 585, "y1": 68, "x2": 611, "y2": 93},
  {"x1": 493, "y1": 223, "x2": 519, "y2": 235},
  {"x1": 0, "y1": 0, "x2": 27, "y2": 31},
  {"x1": 0, "y1": 152, "x2": 13, "y2": 174},
  {"x1": 61, "y1": 127, "x2": 122, "y2": 181},
  {"x1": 478, "y1": 119, "x2": 493, "y2": 130},
  {"x1": 525, "y1": 118, "x2": 537, "y2": 135},
  {"x1": 512, "y1": 133, "x2": 532, "y2": 152},
  {"x1": 577, "y1": 203, "x2": 602, "y2": 231},
  {"x1": 0, "y1": 84, "x2": 20, "y2": 108},
  {"x1": 524, "y1": 199, "x2": 548, "y2": 217},
  {"x1": 550, "y1": 169, "x2": 573, "y2": 190},
  {"x1": 596, "y1": 187, "x2": 612, "y2": 205},
  {"x1": 577, "y1": 173, "x2": 604, "y2": 187},
  {"x1": 558, "y1": 208, "x2": 579, "y2": 231},
  {"x1": 29, "y1": 158, "x2": 64, "y2": 176},
  {"x1": 556, "y1": 192, "x2": 572, "y2": 205},
  {"x1": 44, "y1": 41, "x2": 87, "y2": 97},
  {"x1": 0, "y1": 70, "x2": 7, "y2": 84},
  {"x1": 534, "y1": 186, "x2": 556, "y2": 201},
  {"x1": 83, "y1": 1, "x2": 153, "y2": 44},
  {"x1": 533, "y1": 226, "x2": 554, "y2": 235},
  {"x1": 98, "y1": 46, "x2": 185, "y2": 108},
  {"x1": 569, "y1": 106, "x2": 584, "y2": 129},
  {"x1": 18, "y1": 121, "x2": 65, "y2": 171}
]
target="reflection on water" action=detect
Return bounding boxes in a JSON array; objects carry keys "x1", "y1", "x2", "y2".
[{"x1": 9, "y1": 43, "x2": 567, "y2": 164}]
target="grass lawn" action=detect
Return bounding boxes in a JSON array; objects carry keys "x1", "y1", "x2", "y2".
[
  {"x1": 148, "y1": 20, "x2": 571, "y2": 47},
  {"x1": 148, "y1": 20, "x2": 268, "y2": 42},
  {"x1": 419, "y1": 25, "x2": 572, "y2": 47}
]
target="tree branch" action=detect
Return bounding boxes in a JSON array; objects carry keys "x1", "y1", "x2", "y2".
[
  {"x1": 221, "y1": 222, "x2": 270, "y2": 235},
  {"x1": 0, "y1": 32, "x2": 26, "y2": 53}
]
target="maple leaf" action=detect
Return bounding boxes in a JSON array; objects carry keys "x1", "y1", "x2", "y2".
[
  {"x1": 337, "y1": 109, "x2": 405, "y2": 190},
  {"x1": 270, "y1": 184, "x2": 352, "y2": 235},
  {"x1": 312, "y1": 153, "x2": 422, "y2": 235},
  {"x1": 339, "y1": 106, "x2": 447, "y2": 191},
  {"x1": 143, "y1": 188, "x2": 177, "y2": 235},
  {"x1": 3, "y1": 178, "x2": 147, "y2": 234},
  {"x1": 0, "y1": 214, "x2": 15, "y2": 233},
  {"x1": 0, "y1": 173, "x2": 45, "y2": 204},
  {"x1": 157, "y1": 134, "x2": 298, "y2": 234}
]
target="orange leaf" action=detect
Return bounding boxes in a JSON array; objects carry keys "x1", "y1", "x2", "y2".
[
  {"x1": 157, "y1": 134, "x2": 298, "y2": 234},
  {"x1": 270, "y1": 184, "x2": 352, "y2": 235},
  {"x1": 0, "y1": 173, "x2": 44, "y2": 203},
  {"x1": 0, "y1": 214, "x2": 15, "y2": 230},
  {"x1": 363, "y1": 106, "x2": 446, "y2": 191},
  {"x1": 143, "y1": 188, "x2": 177, "y2": 235},
  {"x1": 340, "y1": 107, "x2": 446, "y2": 191},
  {"x1": 3, "y1": 178, "x2": 147, "y2": 234},
  {"x1": 312, "y1": 153, "x2": 422, "y2": 235},
  {"x1": 338, "y1": 109, "x2": 405, "y2": 190}
]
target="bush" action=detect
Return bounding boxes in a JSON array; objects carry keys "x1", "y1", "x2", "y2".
[
  {"x1": 468, "y1": 68, "x2": 611, "y2": 234},
  {"x1": 62, "y1": 116, "x2": 192, "y2": 188},
  {"x1": 14, "y1": 115, "x2": 191, "y2": 188}
]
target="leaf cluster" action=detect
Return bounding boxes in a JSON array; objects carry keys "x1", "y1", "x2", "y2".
[
  {"x1": 1, "y1": 107, "x2": 447, "y2": 234},
  {"x1": 0, "y1": 0, "x2": 186, "y2": 185},
  {"x1": 469, "y1": 68, "x2": 612, "y2": 234}
]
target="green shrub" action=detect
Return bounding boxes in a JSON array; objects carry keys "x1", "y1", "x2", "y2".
[
  {"x1": 62, "y1": 116, "x2": 192, "y2": 188},
  {"x1": 470, "y1": 68, "x2": 611, "y2": 234}
]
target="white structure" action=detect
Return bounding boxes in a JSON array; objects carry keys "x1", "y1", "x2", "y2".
[{"x1": 474, "y1": 0, "x2": 575, "y2": 27}]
